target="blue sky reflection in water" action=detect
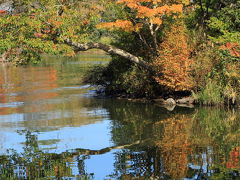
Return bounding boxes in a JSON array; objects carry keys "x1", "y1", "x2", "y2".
[{"x1": 0, "y1": 56, "x2": 240, "y2": 179}]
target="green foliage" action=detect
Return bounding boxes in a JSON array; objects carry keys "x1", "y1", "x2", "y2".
[
  {"x1": 85, "y1": 57, "x2": 160, "y2": 98},
  {"x1": 118, "y1": 65, "x2": 158, "y2": 97},
  {"x1": 0, "y1": 0, "x2": 106, "y2": 65},
  {"x1": 193, "y1": 79, "x2": 224, "y2": 105},
  {"x1": 192, "y1": 45, "x2": 240, "y2": 105},
  {"x1": 187, "y1": 0, "x2": 240, "y2": 105},
  {"x1": 0, "y1": 0, "x2": 239, "y2": 100},
  {"x1": 207, "y1": 1, "x2": 240, "y2": 44},
  {"x1": 186, "y1": 0, "x2": 240, "y2": 43},
  {"x1": 0, "y1": 130, "x2": 94, "y2": 180},
  {"x1": 83, "y1": 64, "x2": 109, "y2": 86},
  {"x1": 0, "y1": 12, "x2": 72, "y2": 64}
]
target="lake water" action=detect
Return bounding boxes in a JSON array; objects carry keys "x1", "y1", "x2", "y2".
[{"x1": 0, "y1": 56, "x2": 240, "y2": 179}]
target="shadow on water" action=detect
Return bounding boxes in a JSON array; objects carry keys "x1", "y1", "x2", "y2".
[{"x1": 0, "y1": 101, "x2": 240, "y2": 179}]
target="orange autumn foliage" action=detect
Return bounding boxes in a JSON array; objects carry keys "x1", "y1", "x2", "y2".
[
  {"x1": 226, "y1": 146, "x2": 240, "y2": 169},
  {"x1": 220, "y1": 42, "x2": 240, "y2": 57},
  {"x1": 153, "y1": 22, "x2": 193, "y2": 91},
  {"x1": 96, "y1": 20, "x2": 142, "y2": 32},
  {"x1": 97, "y1": 0, "x2": 188, "y2": 32},
  {"x1": 156, "y1": 114, "x2": 192, "y2": 178},
  {"x1": 0, "y1": 10, "x2": 7, "y2": 14}
]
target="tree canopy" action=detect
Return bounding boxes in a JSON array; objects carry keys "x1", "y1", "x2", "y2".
[
  {"x1": 0, "y1": 0, "x2": 239, "y2": 98},
  {"x1": 0, "y1": 0, "x2": 189, "y2": 64}
]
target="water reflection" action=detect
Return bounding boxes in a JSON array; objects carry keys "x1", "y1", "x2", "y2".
[
  {"x1": 0, "y1": 58, "x2": 111, "y2": 154},
  {"x1": 0, "y1": 105, "x2": 240, "y2": 179},
  {"x1": 0, "y1": 58, "x2": 240, "y2": 179}
]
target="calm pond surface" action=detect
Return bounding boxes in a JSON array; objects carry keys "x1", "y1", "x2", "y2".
[{"x1": 0, "y1": 55, "x2": 240, "y2": 180}]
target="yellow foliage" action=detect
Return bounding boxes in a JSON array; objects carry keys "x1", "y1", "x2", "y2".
[
  {"x1": 96, "y1": 20, "x2": 142, "y2": 32},
  {"x1": 97, "y1": 0, "x2": 187, "y2": 32},
  {"x1": 153, "y1": 21, "x2": 193, "y2": 91},
  {"x1": 150, "y1": 17, "x2": 162, "y2": 25},
  {"x1": 136, "y1": 5, "x2": 156, "y2": 18},
  {"x1": 157, "y1": 114, "x2": 192, "y2": 178},
  {"x1": 126, "y1": 2, "x2": 138, "y2": 8}
]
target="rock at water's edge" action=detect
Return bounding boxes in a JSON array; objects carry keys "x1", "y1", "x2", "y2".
[
  {"x1": 166, "y1": 98, "x2": 176, "y2": 106},
  {"x1": 176, "y1": 97, "x2": 195, "y2": 104}
]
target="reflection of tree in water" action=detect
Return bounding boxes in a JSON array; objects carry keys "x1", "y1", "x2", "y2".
[
  {"x1": 98, "y1": 100, "x2": 193, "y2": 178},
  {"x1": 98, "y1": 100, "x2": 240, "y2": 179},
  {"x1": 0, "y1": 130, "x2": 93, "y2": 180},
  {"x1": 107, "y1": 114, "x2": 192, "y2": 179},
  {"x1": 0, "y1": 101, "x2": 240, "y2": 179},
  {"x1": 156, "y1": 114, "x2": 193, "y2": 178}
]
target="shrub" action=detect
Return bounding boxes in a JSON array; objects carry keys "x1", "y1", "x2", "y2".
[
  {"x1": 153, "y1": 21, "x2": 193, "y2": 92},
  {"x1": 84, "y1": 57, "x2": 160, "y2": 98},
  {"x1": 191, "y1": 44, "x2": 240, "y2": 105},
  {"x1": 193, "y1": 79, "x2": 224, "y2": 106}
]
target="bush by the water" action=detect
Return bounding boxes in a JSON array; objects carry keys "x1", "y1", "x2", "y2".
[{"x1": 84, "y1": 57, "x2": 161, "y2": 98}]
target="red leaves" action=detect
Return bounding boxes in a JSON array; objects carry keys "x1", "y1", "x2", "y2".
[
  {"x1": 82, "y1": 19, "x2": 89, "y2": 25},
  {"x1": 0, "y1": 10, "x2": 7, "y2": 16},
  {"x1": 0, "y1": 10, "x2": 6, "y2": 14},
  {"x1": 34, "y1": 32, "x2": 44, "y2": 38},
  {"x1": 226, "y1": 147, "x2": 240, "y2": 169},
  {"x1": 220, "y1": 42, "x2": 240, "y2": 57}
]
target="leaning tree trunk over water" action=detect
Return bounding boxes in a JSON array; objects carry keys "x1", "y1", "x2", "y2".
[{"x1": 64, "y1": 38, "x2": 152, "y2": 71}]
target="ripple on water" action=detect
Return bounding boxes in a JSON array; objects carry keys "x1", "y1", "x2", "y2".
[{"x1": 0, "y1": 58, "x2": 239, "y2": 179}]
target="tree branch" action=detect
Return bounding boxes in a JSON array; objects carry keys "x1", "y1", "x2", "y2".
[
  {"x1": 73, "y1": 140, "x2": 142, "y2": 155},
  {"x1": 47, "y1": 139, "x2": 152, "y2": 160},
  {"x1": 63, "y1": 38, "x2": 152, "y2": 71},
  {"x1": 137, "y1": 31, "x2": 153, "y2": 51},
  {"x1": 148, "y1": 22, "x2": 158, "y2": 50}
]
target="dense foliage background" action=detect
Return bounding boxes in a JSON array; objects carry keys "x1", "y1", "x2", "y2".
[{"x1": 0, "y1": 0, "x2": 239, "y2": 104}]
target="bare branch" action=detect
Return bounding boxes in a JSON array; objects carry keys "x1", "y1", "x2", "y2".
[
  {"x1": 63, "y1": 38, "x2": 152, "y2": 71},
  {"x1": 137, "y1": 32, "x2": 153, "y2": 50}
]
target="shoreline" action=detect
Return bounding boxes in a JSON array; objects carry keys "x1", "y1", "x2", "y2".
[{"x1": 94, "y1": 88, "x2": 240, "y2": 109}]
